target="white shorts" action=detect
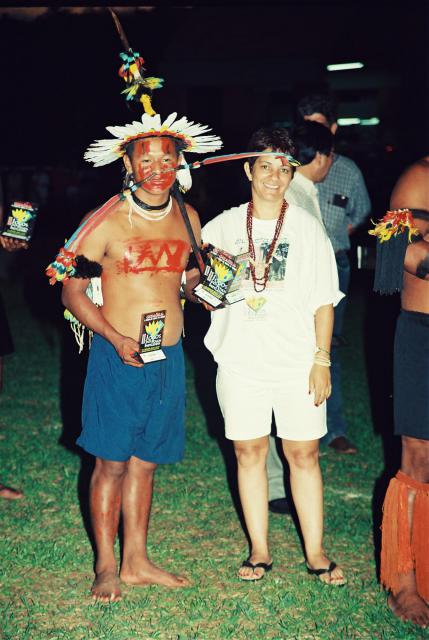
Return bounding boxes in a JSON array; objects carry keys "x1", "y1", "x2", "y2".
[{"x1": 216, "y1": 367, "x2": 327, "y2": 442}]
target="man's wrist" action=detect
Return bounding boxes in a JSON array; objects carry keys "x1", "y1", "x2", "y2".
[{"x1": 102, "y1": 324, "x2": 122, "y2": 346}]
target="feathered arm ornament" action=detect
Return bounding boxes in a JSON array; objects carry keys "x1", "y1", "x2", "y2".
[
  {"x1": 369, "y1": 208, "x2": 419, "y2": 243},
  {"x1": 369, "y1": 209, "x2": 420, "y2": 294}
]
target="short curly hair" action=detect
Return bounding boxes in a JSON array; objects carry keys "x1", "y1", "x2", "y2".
[{"x1": 247, "y1": 127, "x2": 296, "y2": 169}]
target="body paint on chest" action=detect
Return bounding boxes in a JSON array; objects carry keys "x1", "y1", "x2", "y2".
[{"x1": 117, "y1": 238, "x2": 190, "y2": 274}]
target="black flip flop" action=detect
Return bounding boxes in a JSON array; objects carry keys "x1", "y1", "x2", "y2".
[
  {"x1": 306, "y1": 561, "x2": 346, "y2": 586},
  {"x1": 239, "y1": 559, "x2": 273, "y2": 582}
]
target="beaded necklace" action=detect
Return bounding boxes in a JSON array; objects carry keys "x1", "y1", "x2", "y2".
[
  {"x1": 125, "y1": 193, "x2": 173, "y2": 222},
  {"x1": 246, "y1": 200, "x2": 288, "y2": 292}
]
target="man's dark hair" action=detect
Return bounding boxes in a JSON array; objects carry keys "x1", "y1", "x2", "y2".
[
  {"x1": 297, "y1": 95, "x2": 337, "y2": 126},
  {"x1": 125, "y1": 136, "x2": 185, "y2": 159},
  {"x1": 246, "y1": 127, "x2": 296, "y2": 170},
  {"x1": 291, "y1": 121, "x2": 334, "y2": 165}
]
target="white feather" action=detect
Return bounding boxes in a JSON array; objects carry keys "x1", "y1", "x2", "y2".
[{"x1": 84, "y1": 112, "x2": 223, "y2": 168}]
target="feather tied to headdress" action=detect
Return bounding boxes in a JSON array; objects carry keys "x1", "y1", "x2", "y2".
[{"x1": 118, "y1": 49, "x2": 164, "y2": 116}]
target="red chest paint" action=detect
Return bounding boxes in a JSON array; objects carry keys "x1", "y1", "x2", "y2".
[{"x1": 117, "y1": 239, "x2": 190, "y2": 274}]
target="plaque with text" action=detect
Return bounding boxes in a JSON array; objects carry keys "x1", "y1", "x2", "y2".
[
  {"x1": 1, "y1": 201, "x2": 38, "y2": 242},
  {"x1": 193, "y1": 246, "x2": 239, "y2": 307},
  {"x1": 139, "y1": 310, "x2": 166, "y2": 363}
]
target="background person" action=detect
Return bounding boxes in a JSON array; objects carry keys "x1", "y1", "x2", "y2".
[
  {"x1": 0, "y1": 193, "x2": 27, "y2": 500},
  {"x1": 297, "y1": 94, "x2": 371, "y2": 454}
]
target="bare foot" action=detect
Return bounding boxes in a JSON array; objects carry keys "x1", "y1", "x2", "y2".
[
  {"x1": 91, "y1": 569, "x2": 122, "y2": 602},
  {"x1": 0, "y1": 484, "x2": 23, "y2": 500},
  {"x1": 238, "y1": 554, "x2": 273, "y2": 581},
  {"x1": 306, "y1": 553, "x2": 346, "y2": 586},
  {"x1": 120, "y1": 558, "x2": 190, "y2": 588},
  {"x1": 388, "y1": 591, "x2": 429, "y2": 628}
]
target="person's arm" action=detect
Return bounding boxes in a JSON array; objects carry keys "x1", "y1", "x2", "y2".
[
  {"x1": 184, "y1": 266, "x2": 202, "y2": 302},
  {"x1": 184, "y1": 213, "x2": 222, "y2": 310},
  {"x1": 348, "y1": 166, "x2": 371, "y2": 232},
  {"x1": 309, "y1": 303, "x2": 333, "y2": 406},
  {"x1": 404, "y1": 238, "x2": 429, "y2": 280},
  {"x1": 182, "y1": 203, "x2": 207, "y2": 304},
  {"x1": 61, "y1": 224, "x2": 142, "y2": 367}
]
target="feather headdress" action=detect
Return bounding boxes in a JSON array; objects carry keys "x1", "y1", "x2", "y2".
[
  {"x1": 84, "y1": 111, "x2": 223, "y2": 165},
  {"x1": 84, "y1": 11, "x2": 222, "y2": 192}
]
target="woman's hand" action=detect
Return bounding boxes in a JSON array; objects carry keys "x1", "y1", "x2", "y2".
[{"x1": 309, "y1": 364, "x2": 332, "y2": 407}]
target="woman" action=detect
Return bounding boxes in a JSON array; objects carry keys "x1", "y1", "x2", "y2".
[{"x1": 201, "y1": 127, "x2": 345, "y2": 585}]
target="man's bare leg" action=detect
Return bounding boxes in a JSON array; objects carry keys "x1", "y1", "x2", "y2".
[
  {"x1": 282, "y1": 439, "x2": 345, "y2": 585},
  {"x1": 234, "y1": 437, "x2": 272, "y2": 580},
  {"x1": 119, "y1": 456, "x2": 190, "y2": 588},
  {"x1": 387, "y1": 436, "x2": 429, "y2": 628},
  {"x1": 90, "y1": 458, "x2": 127, "y2": 602}
]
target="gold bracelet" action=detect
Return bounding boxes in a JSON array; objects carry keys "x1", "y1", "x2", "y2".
[
  {"x1": 315, "y1": 347, "x2": 331, "y2": 356},
  {"x1": 314, "y1": 357, "x2": 331, "y2": 367}
]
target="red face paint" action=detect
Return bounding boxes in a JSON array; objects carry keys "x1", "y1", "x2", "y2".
[
  {"x1": 132, "y1": 138, "x2": 178, "y2": 193},
  {"x1": 275, "y1": 154, "x2": 289, "y2": 167},
  {"x1": 117, "y1": 238, "x2": 190, "y2": 275}
]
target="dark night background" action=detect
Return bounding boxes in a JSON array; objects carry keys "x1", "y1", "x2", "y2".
[
  {"x1": 0, "y1": 3, "x2": 427, "y2": 346},
  {"x1": 0, "y1": 3, "x2": 428, "y2": 224}
]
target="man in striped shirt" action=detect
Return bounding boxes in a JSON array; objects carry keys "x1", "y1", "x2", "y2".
[{"x1": 297, "y1": 95, "x2": 371, "y2": 455}]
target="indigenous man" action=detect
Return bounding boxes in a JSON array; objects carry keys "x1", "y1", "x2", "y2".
[
  {"x1": 373, "y1": 157, "x2": 429, "y2": 628},
  {"x1": 200, "y1": 127, "x2": 346, "y2": 584},
  {"x1": 49, "y1": 112, "x2": 222, "y2": 602}
]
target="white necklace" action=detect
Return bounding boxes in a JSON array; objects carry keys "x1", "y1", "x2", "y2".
[{"x1": 125, "y1": 193, "x2": 173, "y2": 222}]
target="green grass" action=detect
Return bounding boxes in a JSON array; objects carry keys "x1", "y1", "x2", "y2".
[{"x1": 0, "y1": 282, "x2": 427, "y2": 640}]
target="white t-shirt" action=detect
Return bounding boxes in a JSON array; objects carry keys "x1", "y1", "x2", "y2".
[
  {"x1": 202, "y1": 202, "x2": 343, "y2": 383},
  {"x1": 286, "y1": 172, "x2": 324, "y2": 226}
]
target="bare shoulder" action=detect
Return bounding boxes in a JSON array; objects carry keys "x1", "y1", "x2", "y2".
[
  {"x1": 75, "y1": 197, "x2": 126, "y2": 260},
  {"x1": 391, "y1": 157, "x2": 429, "y2": 209},
  {"x1": 79, "y1": 196, "x2": 125, "y2": 226}
]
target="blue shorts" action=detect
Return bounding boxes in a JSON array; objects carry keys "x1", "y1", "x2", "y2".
[{"x1": 77, "y1": 335, "x2": 185, "y2": 463}]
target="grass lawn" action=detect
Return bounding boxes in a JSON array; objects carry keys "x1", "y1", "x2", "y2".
[{"x1": 0, "y1": 280, "x2": 426, "y2": 640}]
